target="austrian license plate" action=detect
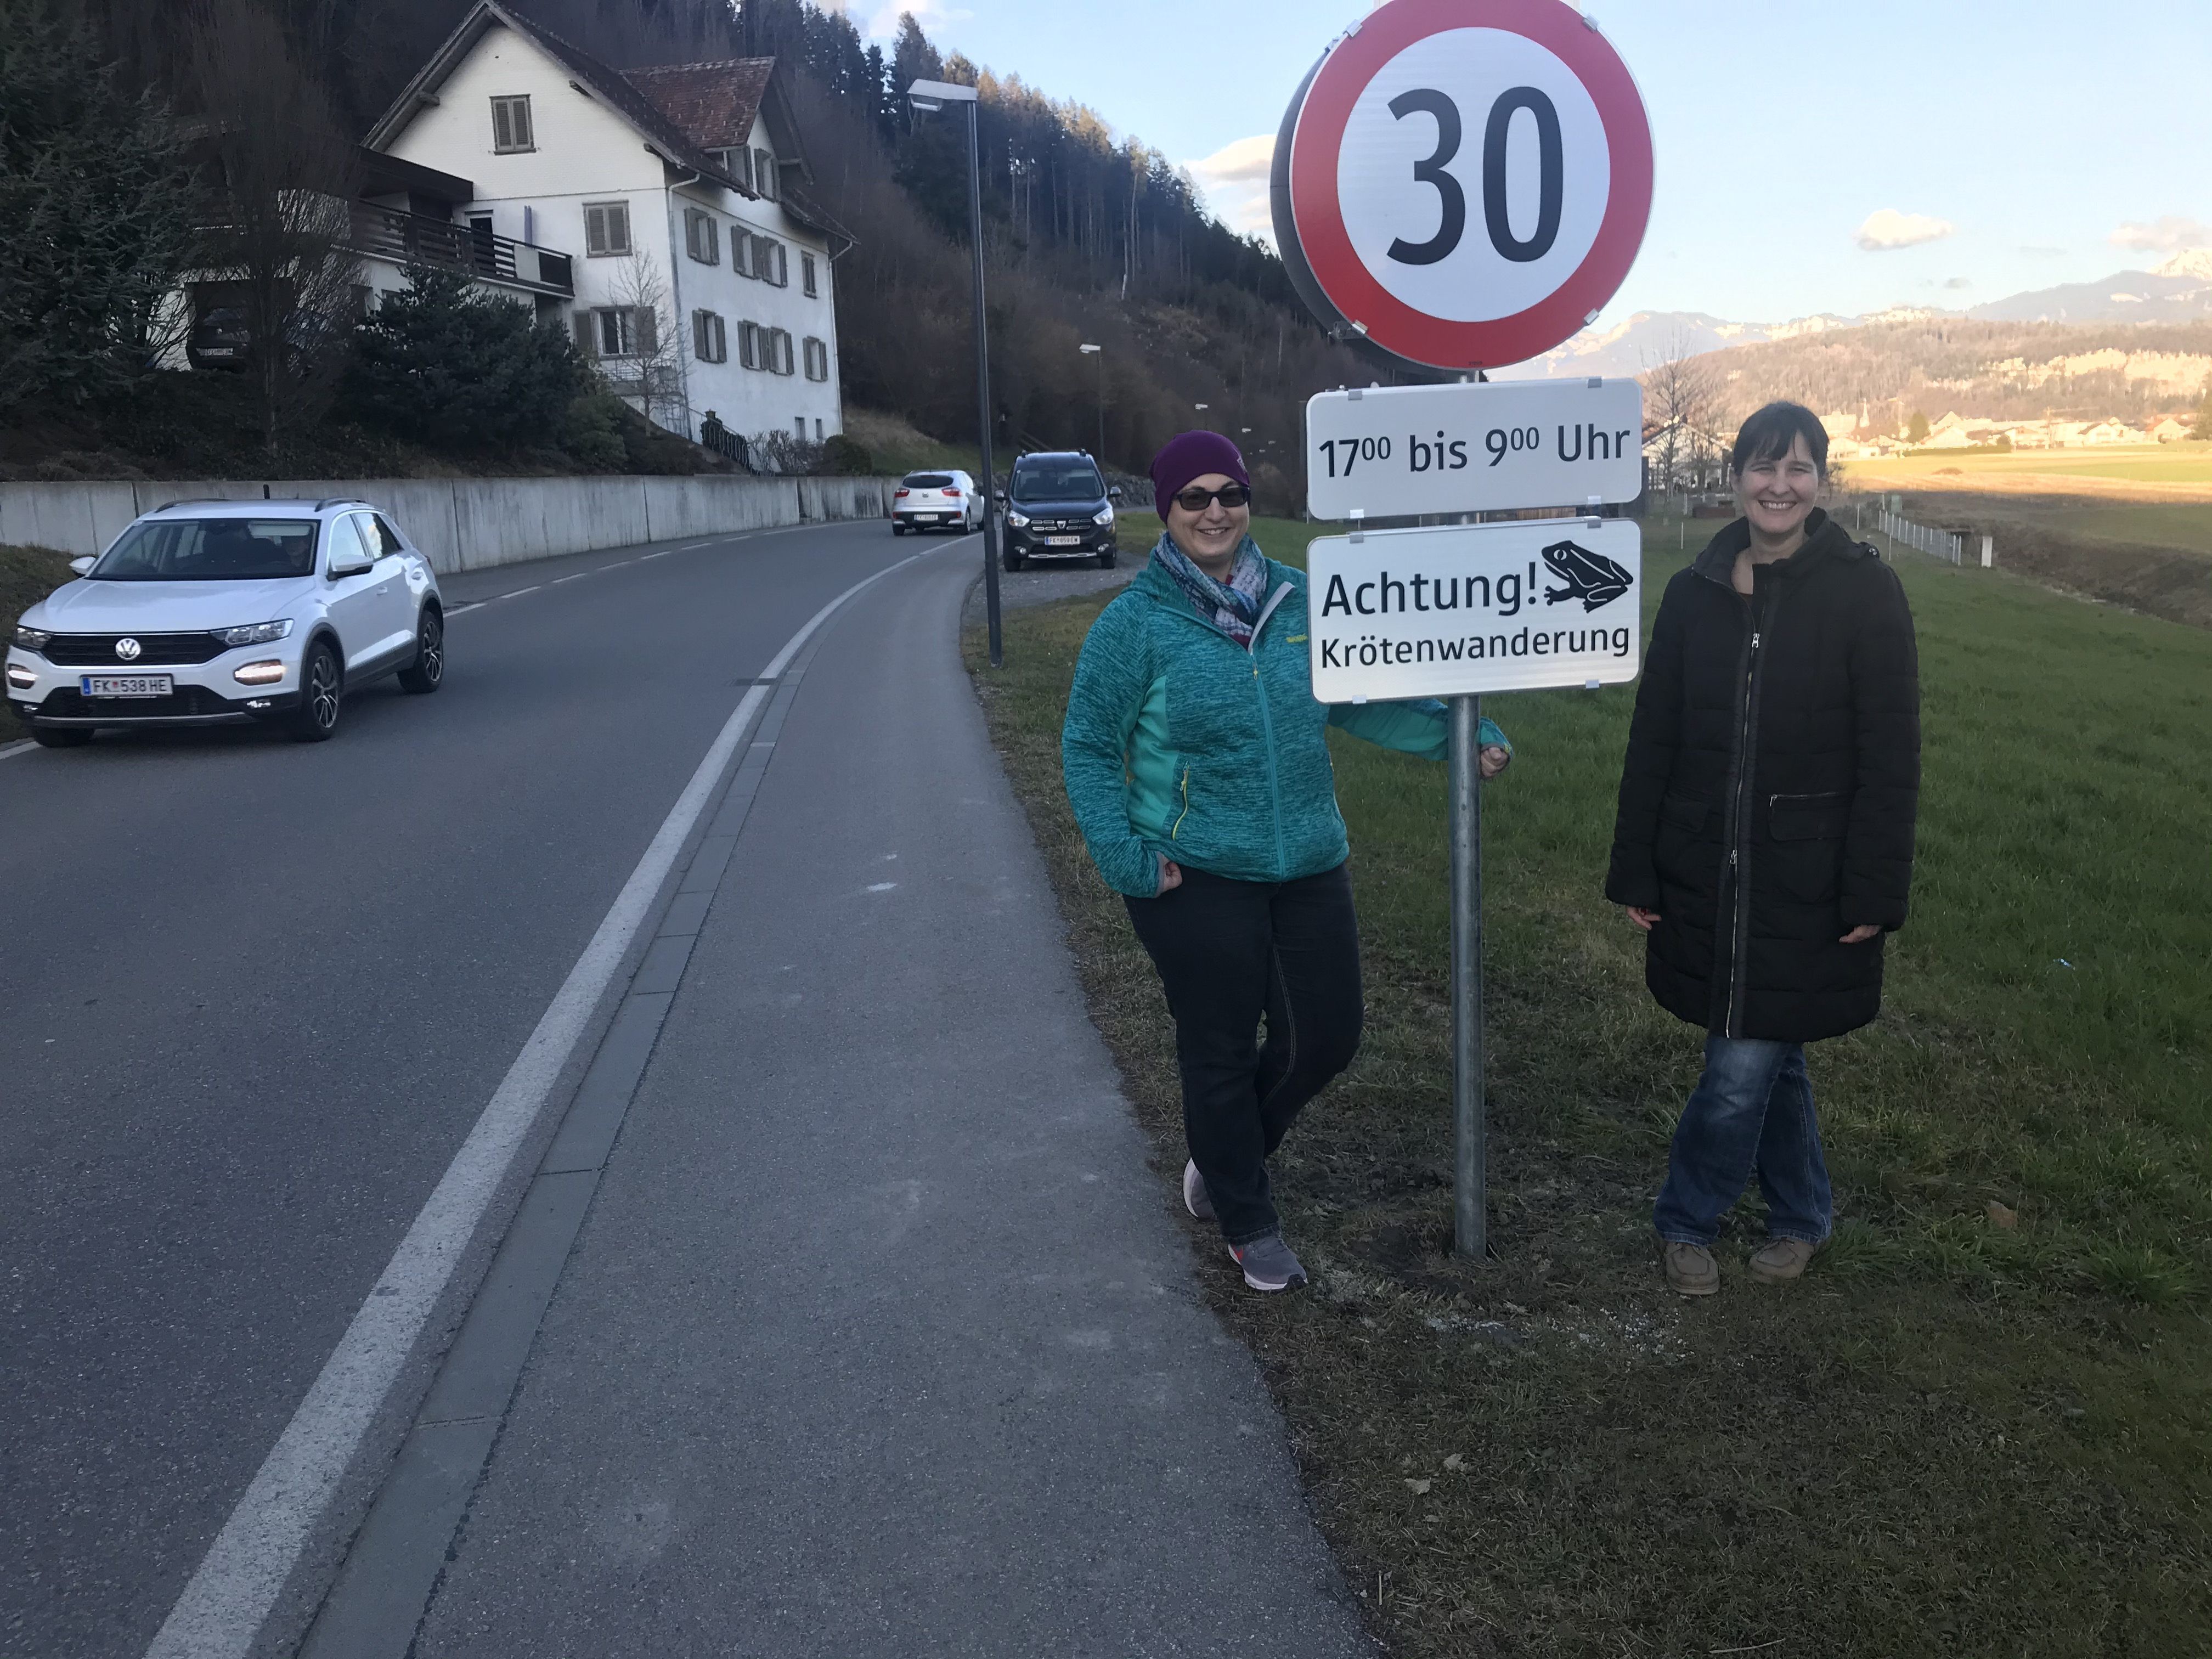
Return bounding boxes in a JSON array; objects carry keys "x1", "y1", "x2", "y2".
[
  {"x1": 82, "y1": 674, "x2": 172, "y2": 698},
  {"x1": 1045, "y1": 535, "x2": 1082, "y2": 546}
]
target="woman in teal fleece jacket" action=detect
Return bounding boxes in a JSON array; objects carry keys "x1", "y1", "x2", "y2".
[{"x1": 1061, "y1": 431, "x2": 1509, "y2": 1293}]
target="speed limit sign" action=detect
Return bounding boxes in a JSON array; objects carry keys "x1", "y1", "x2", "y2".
[{"x1": 1271, "y1": 0, "x2": 1652, "y2": 371}]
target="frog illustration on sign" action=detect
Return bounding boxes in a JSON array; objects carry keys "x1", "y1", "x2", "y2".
[{"x1": 1542, "y1": 539, "x2": 1633, "y2": 612}]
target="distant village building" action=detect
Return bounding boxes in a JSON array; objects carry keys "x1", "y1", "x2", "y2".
[{"x1": 2149, "y1": 417, "x2": 2190, "y2": 443}]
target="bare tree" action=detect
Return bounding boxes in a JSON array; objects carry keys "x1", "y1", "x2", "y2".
[
  {"x1": 1640, "y1": 331, "x2": 1720, "y2": 508},
  {"x1": 600, "y1": 251, "x2": 686, "y2": 433},
  {"x1": 184, "y1": 2, "x2": 362, "y2": 456}
]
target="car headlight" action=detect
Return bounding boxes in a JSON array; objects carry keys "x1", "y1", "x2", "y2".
[
  {"x1": 1005, "y1": 511, "x2": 1030, "y2": 528},
  {"x1": 1092, "y1": 507, "x2": 1115, "y2": 526},
  {"x1": 214, "y1": 619, "x2": 295, "y2": 647},
  {"x1": 13, "y1": 624, "x2": 51, "y2": 651}
]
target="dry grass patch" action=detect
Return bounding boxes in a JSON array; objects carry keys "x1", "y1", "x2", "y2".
[{"x1": 964, "y1": 513, "x2": 2211, "y2": 1657}]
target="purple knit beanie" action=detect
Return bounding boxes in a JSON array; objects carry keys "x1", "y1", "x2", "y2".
[{"x1": 1150, "y1": 430, "x2": 1249, "y2": 512}]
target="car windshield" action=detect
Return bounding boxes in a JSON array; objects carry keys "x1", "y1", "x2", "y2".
[
  {"x1": 1012, "y1": 465, "x2": 1104, "y2": 504},
  {"x1": 902, "y1": 473, "x2": 955, "y2": 489},
  {"x1": 92, "y1": 518, "x2": 319, "y2": 581}
]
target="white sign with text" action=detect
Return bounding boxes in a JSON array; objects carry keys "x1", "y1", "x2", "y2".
[
  {"x1": 1306, "y1": 517, "x2": 1641, "y2": 702},
  {"x1": 1305, "y1": 377, "x2": 1643, "y2": 520}
]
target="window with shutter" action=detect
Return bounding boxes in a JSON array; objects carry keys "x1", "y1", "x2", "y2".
[
  {"x1": 574, "y1": 313, "x2": 596, "y2": 358},
  {"x1": 803, "y1": 337, "x2": 828, "y2": 381},
  {"x1": 775, "y1": 244, "x2": 789, "y2": 287},
  {"x1": 584, "y1": 201, "x2": 631, "y2": 257},
  {"x1": 692, "y1": 310, "x2": 708, "y2": 360},
  {"x1": 492, "y1": 95, "x2": 533, "y2": 152},
  {"x1": 738, "y1": 321, "x2": 760, "y2": 370},
  {"x1": 691, "y1": 311, "x2": 727, "y2": 363},
  {"x1": 736, "y1": 147, "x2": 755, "y2": 191},
  {"x1": 751, "y1": 235, "x2": 774, "y2": 281},
  {"x1": 596, "y1": 308, "x2": 634, "y2": 357},
  {"x1": 754, "y1": 149, "x2": 775, "y2": 198},
  {"x1": 802, "y1": 253, "x2": 817, "y2": 297},
  {"x1": 635, "y1": 306, "x2": 656, "y2": 357},
  {"x1": 685, "y1": 210, "x2": 719, "y2": 265},
  {"x1": 711, "y1": 314, "x2": 726, "y2": 363}
]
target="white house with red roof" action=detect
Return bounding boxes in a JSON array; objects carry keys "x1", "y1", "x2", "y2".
[{"x1": 365, "y1": 0, "x2": 850, "y2": 456}]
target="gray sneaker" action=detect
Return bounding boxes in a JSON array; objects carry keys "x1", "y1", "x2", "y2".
[
  {"x1": 1182, "y1": 1159, "x2": 1215, "y2": 1222},
  {"x1": 1227, "y1": 1232, "x2": 1307, "y2": 1293}
]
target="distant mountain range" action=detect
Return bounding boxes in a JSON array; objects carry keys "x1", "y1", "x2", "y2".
[{"x1": 1526, "y1": 250, "x2": 2212, "y2": 381}]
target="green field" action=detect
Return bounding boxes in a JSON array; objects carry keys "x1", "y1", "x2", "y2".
[
  {"x1": 2012, "y1": 500, "x2": 2212, "y2": 557},
  {"x1": 968, "y1": 514, "x2": 2211, "y2": 1655},
  {"x1": 1849, "y1": 442, "x2": 2212, "y2": 493}
]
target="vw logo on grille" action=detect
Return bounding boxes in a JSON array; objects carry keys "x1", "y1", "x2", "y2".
[{"x1": 115, "y1": 637, "x2": 143, "y2": 661}]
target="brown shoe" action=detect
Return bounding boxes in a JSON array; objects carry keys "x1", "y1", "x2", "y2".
[
  {"x1": 1747, "y1": 1237, "x2": 1818, "y2": 1283},
  {"x1": 1661, "y1": 1239, "x2": 1720, "y2": 1296}
]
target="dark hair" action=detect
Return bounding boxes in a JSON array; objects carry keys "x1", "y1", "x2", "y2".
[{"x1": 1730, "y1": 400, "x2": 1828, "y2": 477}]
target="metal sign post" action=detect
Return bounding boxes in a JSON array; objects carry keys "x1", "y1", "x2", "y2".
[
  {"x1": 1449, "y1": 695, "x2": 1486, "y2": 1258},
  {"x1": 1273, "y1": 0, "x2": 1654, "y2": 1258}
]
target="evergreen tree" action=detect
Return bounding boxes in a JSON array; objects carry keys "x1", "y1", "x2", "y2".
[
  {"x1": 345, "y1": 266, "x2": 595, "y2": 451},
  {"x1": 1908, "y1": 409, "x2": 1931, "y2": 443},
  {"x1": 0, "y1": 0, "x2": 196, "y2": 411}
]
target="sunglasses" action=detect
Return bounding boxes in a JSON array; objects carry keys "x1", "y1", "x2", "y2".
[{"x1": 1171, "y1": 483, "x2": 1251, "y2": 513}]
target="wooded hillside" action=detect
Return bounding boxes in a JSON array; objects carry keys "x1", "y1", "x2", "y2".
[{"x1": 75, "y1": 0, "x2": 1403, "y2": 504}]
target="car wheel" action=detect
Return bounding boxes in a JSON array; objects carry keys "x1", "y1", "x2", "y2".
[
  {"x1": 397, "y1": 606, "x2": 443, "y2": 694},
  {"x1": 1097, "y1": 548, "x2": 1117, "y2": 570},
  {"x1": 891, "y1": 523, "x2": 905, "y2": 536},
  {"x1": 288, "y1": 640, "x2": 342, "y2": 742},
  {"x1": 29, "y1": 725, "x2": 92, "y2": 748},
  {"x1": 1002, "y1": 550, "x2": 1025, "y2": 572}
]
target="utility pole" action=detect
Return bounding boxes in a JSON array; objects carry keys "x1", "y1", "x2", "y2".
[{"x1": 907, "y1": 78, "x2": 1002, "y2": 667}]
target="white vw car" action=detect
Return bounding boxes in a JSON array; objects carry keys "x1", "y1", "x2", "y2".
[{"x1": 6, "y1": 498, "x2": 444, "y2": 748}]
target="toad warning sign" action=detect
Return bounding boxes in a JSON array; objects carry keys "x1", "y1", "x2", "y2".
[{"x1": 1306, "y1": 516, "x2": 1641, "y2": 701}]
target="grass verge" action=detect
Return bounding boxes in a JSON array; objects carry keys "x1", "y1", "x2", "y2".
[
  {"x1": 963, "y1": 511, "x2": 2211, "y2": 1656},
  {"x1": 1, "y1": 544, "x2": 74, "y2": 746}
]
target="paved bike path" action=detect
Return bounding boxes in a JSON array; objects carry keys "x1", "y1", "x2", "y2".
[{"x1": 405, "y1": 549, "x2": 1374, "y2": 1655}]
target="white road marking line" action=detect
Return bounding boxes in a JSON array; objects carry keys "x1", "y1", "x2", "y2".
[
  {"x1": 498, "y1": 585, "x2": 539, "y2": 599},
  {"x1": 0, "y1": 738, "x2": 35, "y2": 761},
  {"x1": 444, "y1": 602, "x2": 484, "y2": 617},
  {"x1": 680, "y1": 541, "x2": 709, "y2": 549},
  {"x1": 550, "y1": 573, "x2": 586, "y2": 584},
  {"x1": 640, "y1": 550, "x2": 673, "y2": 560},
  {"x1": 143, "y1": 546, "x2": 932, "y2": 1659}
]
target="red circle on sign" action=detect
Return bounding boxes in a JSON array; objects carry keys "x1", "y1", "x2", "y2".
[{"x1": 1286, "y1": 0, "x2": 1652, "y2": 370}]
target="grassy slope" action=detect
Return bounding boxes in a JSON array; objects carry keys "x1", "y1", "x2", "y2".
[
  {"x1": 1846, "y1": 443, "x2": 2212, "y2": 493},
  {"x1": 1, "y1": 545, "x2": 75, "y2": 744},
  {"x1": 966, "y1": 512, "x2": 2210, "y2": 1656}
]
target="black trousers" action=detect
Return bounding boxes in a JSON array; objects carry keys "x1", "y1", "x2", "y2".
[{"x1": 1124, "y1": 863, "x2": 1363, "y2": 1244}]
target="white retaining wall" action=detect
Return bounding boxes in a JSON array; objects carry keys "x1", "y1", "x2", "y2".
[{"x1": 0, "y1": 475, "x2": 896, "y2": 574}]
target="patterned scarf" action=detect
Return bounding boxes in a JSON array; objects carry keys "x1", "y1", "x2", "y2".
[{"x1": 1153, "y1": 531, "x2": 1268, "y2": 644}]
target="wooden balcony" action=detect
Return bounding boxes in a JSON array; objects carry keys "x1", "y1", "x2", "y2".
[{"x1": 346, "y1": 205, "x2": 574, "y2": 298}]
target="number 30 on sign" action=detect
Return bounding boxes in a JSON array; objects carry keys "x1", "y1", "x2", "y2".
[{"x1": 1270, "y1": 0, "x2": 1652, "y2": 372}]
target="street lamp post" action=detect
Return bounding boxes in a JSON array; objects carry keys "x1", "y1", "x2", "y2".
[
  {"x1": 908, "y1": 77, "x2": 1002, "y2": 667},
  {"x1": 1079, "y1": 343, "x2": 1104, "y2": 460}
]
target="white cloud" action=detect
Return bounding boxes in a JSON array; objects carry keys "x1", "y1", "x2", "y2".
[
  {"x1": 862, "y1": 0, "x2": 972, "y2": 42},
  {"x1": 1184, "y1": 133, "x2": 1278, "y2": 246},
  {"x1": 1855, "y1": 209, "x2": 1955, "y2": 252},
  {"x1": 2112, "y1": 215, "x2": 2212, "y2": 253},
  {"x1": 1188, "y1": 133, "x2": 1275, "y2": 185}
]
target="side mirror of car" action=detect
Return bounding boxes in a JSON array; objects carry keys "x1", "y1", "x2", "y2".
[
  {"x1": 69, "y1": 556, "x2": 96, "y2": 575},
  {"x1": 995, "y1": 490, "x2": 1008, "y2": 505},
  {"x1": 1108, "y1": 486, "x2": 1124, "y2": 502},
  {"x1": 327, "y1": 550, "x2": 375, "y2": 578}
]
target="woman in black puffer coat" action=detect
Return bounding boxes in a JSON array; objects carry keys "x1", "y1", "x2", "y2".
[{"x1": 1607, "y1": 402, "x2": 1919, "y2": 1296}]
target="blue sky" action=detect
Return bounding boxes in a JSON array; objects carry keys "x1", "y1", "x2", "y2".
[{"x1": 847, "y1": 0, "x2": 2212, "y2": 330}]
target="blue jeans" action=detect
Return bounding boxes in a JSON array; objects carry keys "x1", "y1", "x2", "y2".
[{"x1": 1654, "y1": 1036, "x2": 1832, "y2": 1248}]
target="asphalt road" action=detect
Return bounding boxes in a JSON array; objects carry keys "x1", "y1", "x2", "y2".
[
  {"x1": 2, "y1": 520, "x2": 1368, "y2": 1659},
  {"x1": 0, "y1": 519, "x2": 932, "y2": 1658}
]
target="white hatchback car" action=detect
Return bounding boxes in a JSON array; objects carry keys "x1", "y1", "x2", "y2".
[
  {"x1": 6, "y1": 498, "x2": 444, "y2": 748},
  {"x1": 889, "y1": 471, "x2": 979, "y2": 535}
]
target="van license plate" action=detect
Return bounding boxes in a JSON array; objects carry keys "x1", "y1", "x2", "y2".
[
  {"x1": 82, "y1": 675, "x2": 172, "y2": 698},
  {"x1": 1045, "y1": 535, "x2": 1081, "y2": 546}
]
